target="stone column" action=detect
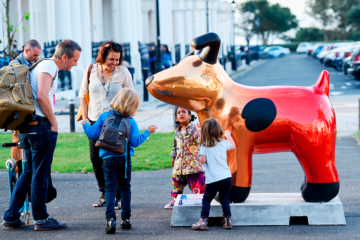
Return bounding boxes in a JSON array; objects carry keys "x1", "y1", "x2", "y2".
[
  {"x1": 173, "y1": 0, "x2": 186, "y2": 59},
  {"x1": 184, "y1": 0, "x2": 194, "y2": 48},
  {"x1": 55, "y1": 0, "x2": 72, "y2": 40},
  {"x1": 91, "y1": 0, "x2": 104, "y2": 42}
]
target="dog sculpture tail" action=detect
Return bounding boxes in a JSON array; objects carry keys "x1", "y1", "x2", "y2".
[{"x1": 313, "y1": 70, "x2": 330, "y2": 97}]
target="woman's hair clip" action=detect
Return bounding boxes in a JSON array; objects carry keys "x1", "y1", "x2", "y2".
[{"x1": 104, "y1": 43, "x2": 110, "y2": 48}]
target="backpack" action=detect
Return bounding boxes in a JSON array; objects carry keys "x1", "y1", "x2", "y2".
[
  {"x1": 95, "y1": 112, "x2": 131, "y2": 154},
  {"x1": 0, "y1": 59, "x2": 57, "y2": 131}
]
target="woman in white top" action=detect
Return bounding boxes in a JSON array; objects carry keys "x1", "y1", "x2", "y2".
[{"x1": 79, "y1": 41, "x2": 134, "y2": 208}]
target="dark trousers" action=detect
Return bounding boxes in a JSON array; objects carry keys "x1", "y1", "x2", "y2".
[
  {"x1": 4, "y1": 121, "x2": 57, "y2": 222},
  {"x1": 89, "y1": 120, "x2": 120, "y2": 199},
  {"x1": 201, "y1": 177, "x2": 232, "y2": 218},
  {"x1": 103, "y1": 157, "x2": 131, "y2": 221}
]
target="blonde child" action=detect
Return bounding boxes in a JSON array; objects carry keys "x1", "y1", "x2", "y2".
[
  {"x1": 164, "y1": 107, "x2": 205, "y2": 209},
  {"x1": 192, "y1": 118, "x2": 236, "y2": 230},
  {"x1": 82, "y1": 88, "x2": 157, "y2": 234}
]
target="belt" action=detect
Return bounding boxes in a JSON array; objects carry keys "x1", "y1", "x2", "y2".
[{"x1": 29, "y1": 116, "x2": 50, "y2": 125}]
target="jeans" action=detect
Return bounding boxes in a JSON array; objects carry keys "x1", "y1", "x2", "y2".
[
  {"x1": 201, "y1": 177, "x2": 232, "y2": 218},
  {"x1": 3, "y1": 120, "x2": 57, "y2": 223},
  {"x1": 103, "y1": 156, "x2": 131, "y2": 221},
  {"x1": 89, "y1": 120, "x2": 121, "y2": 199}
]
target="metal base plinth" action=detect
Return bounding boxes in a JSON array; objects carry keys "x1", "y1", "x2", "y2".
[{"x1": 171, "y1": 193, "x2": 346, "y2": 226}]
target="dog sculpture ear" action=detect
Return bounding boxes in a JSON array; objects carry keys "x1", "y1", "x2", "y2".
[{"x1": 190, "y1": 32, "x2": 221, "y2": 65}]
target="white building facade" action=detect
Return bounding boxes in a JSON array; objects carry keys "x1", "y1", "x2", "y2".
[{"x1": 1, "y1": 0, "x2": 235, "y2": 99}]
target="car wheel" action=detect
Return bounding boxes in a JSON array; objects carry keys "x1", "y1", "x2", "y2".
[{"x1": 279, "y1": 53, "x2": 285, "y2": 57}]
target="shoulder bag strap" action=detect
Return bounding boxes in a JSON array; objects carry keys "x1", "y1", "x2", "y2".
[{"x1": 87, "y1": 63, "x2": 93, "y2": 91}]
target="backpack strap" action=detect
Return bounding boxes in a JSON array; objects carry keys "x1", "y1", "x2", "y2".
[{"x1": 29, "y1": 58, "x2": 58, "y2": 87}]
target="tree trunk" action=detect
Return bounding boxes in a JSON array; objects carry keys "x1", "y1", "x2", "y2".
[{"x1": 6, "y1": 0, "x2": 11, "y2": 62}]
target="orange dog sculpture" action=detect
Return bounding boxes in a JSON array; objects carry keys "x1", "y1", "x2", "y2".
[{"x1": 146, "y1": 33, "x2": 339, "y2": 203}]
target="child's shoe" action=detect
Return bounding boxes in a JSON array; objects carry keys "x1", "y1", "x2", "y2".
[
  {"x1": 121, "y1": 219, "x2": 131, "y2": 229},
  {"x1": 164, "y1": 199, "x2": 175, "y2": 209},
  {"x1": 105, "y1": 218, "x2": 116, "y2": 234},
  {"x1": 222, "y1": 216, "x2": 232, "y2": 229},
  {"x1": 191, "y1": 218, "x2": 208, "y2": 230}
]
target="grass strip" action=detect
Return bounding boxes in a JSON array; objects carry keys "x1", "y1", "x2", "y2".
[{"x1": 0, "y1": 132, "x2": 174, "y2": 173}]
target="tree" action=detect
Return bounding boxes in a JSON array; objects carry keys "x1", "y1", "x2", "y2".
[
  {"x1": 346, "y1": 4, "x2": 360, "y2": 30},
  {"x1": 295, "y1": 28, "x2": 324, "y2": 42},
  {"x1": 306, "y1": 0, "x2": 334, "y2": 41},
  {"x1": 238, "y1": 0, "x2": 298, "y2": 45},
  {"x1": 1, "y1": 0, "x2": 30, "y2": 64}
]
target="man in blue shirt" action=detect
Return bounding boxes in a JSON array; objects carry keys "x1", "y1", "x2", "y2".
[{"x1": 10, "y1": 39, "x2": 42, "y2": 67}]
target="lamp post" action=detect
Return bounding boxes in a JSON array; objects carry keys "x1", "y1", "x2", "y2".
[
  {"x1": 231, "y1": 0, "x2": 237, "y2": 70},
  {"x1": 255, "y1": 17, "x2": 260, "y2": 60},
  {"x1": 206, "y1": 1, "x2": 209, "y2": 32},
  {"x1": 154, "y1": 0, "x2": 164, "y2": 74}
]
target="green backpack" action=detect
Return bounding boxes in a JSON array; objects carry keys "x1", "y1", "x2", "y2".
[{"x1": 0, "y1": 59, "x2": 56, "y2": 131}]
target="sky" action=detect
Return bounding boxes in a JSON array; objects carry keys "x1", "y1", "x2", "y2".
[{"x1": 224, "y1": 0, "x2": 322, "y2": 45}]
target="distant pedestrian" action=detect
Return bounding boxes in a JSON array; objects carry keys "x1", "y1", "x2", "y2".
[
  {"x1": 79, "y1": 41, "x2": 134, "y2": 209},
  {"x1": 164, "y1": 107, "x2": 205, "y2": 209},
  {"x1": 9, "y1": 39, "x2": 42, "y2": 175},
  {"x1": 192, "y1": 118, "x2": 236, "y2": 231},
  {"x1": 161, "y1": 45, "x2": 173, "y2": 69},
  {"x1": 138, "y1": 41, "x2": 150, "y2": 70},
  {"x1": 10, "y1": 39, "x2": 42, "y2": 67},
  {"x1": 149, "y1": 45, "x2": 156, "y2": 74},
  {"x1": 81, "y1": 88, "x2": 158, "y2": 234}
]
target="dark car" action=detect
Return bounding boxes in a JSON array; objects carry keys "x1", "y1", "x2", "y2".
[
  {"x1": 348, "y1": 45, "x2": 360, "y2": 80},
  {"x1": 343, "y1": 56, "x2": 352, "y2": 75},
  {"x1": 333, "y1": 43, "x2": 359, "y2": 72},
  {"x1": 243, "y1": 45, "x2": 266, "y2": 61}
]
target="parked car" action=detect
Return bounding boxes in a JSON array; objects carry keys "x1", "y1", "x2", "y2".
[
  {"x1": 311, "y1": 44, "x2": 325, "y2": 58},
  {"x1": 243, "y1": 45, "x2": 266, "y2": 61},
  {"x1": 343, "y1": 56, "x2": 352, "y2": 75},
  {"x1": 316, "y1": 44, "x2": 332, "y2": 62},
  {"x1": 333, "y1": 43, "x2": 359, "y2": 72},
  {"x1": 296, "y1": 42, "x2": 313, "y2": 54},
  {"x1": 262, "y1": 46, "x2": 290, "y2": 58},
  {"x1": 348, "y1": 44, "x2": 360, "y2": 80}
]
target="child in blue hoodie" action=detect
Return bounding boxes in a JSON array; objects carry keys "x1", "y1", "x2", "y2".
[{"x1": 82, "y1": 88, "x2": 157, "y2": 234}]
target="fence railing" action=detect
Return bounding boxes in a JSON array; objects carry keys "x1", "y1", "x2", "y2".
[
  {"x1": 43, "y1": 40, "x2": 72, "y2": 91},
  {"x1": 91, "y1": 41, "x2": 131, "y2": 64},
  {"x1": 185, "y1": 44, "x2": 190, "y2": 55}
]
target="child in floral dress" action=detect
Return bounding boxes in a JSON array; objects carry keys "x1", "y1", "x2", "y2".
[{"x1": 164, "y1": 107, "x2": 205, "y2": 209}]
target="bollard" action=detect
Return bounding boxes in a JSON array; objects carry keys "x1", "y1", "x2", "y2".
[
  {"x1": 142, "y1": 68, "x2": 149, "y2": 102},
  {"x1": 69, "y1": 97, "x2": 75, "y2": 133}
]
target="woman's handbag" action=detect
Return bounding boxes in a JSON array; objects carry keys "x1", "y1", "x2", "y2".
[{"x1": 76, "y1": 64, "x2": 93, "y2": 121}]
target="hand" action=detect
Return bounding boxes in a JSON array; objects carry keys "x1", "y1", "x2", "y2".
[
  {"x1": 50, "y1": 123, "x2": 58, "y2": 132},
  {"x1": 225, "y1": 130, "x2": 231, "y2": 137},
  {"x1": 196, "y1": 123, "x2": 201, "y2": 133},
  {"x1": 82, "y1": 119, "x2": 90, "y2": 126},
  {"x1": 147, "y1": 125, "x2": 158, "y2": 133},
  {"x1": 171, "y1": 158, "x2": 175, "y2": 166}
]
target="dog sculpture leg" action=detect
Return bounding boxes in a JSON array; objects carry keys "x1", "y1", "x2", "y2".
[
  {"x1": 290, "y1": 133, "x2": 339, "y2": 203},
  {"x1": 228, "y1": 132, "x2": 253, "y2": 203}
]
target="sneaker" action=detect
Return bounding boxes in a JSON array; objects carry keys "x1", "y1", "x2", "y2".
[
  {"x1": 121, "y1": 219, "x2": 131, "y2": 229},
  {"x1": 164, "y1": 199, "x2": 175, "y2": 209},
  {"x1": 105, "y1": 218, "x2": 116, "y2": 234},
  {"x1": 1, "y1": 219, "x2": 26, "y2": 228},
  {"x1": 34, "y1": 218, "x2": 67, "y2": 231},
  {"x1": 191, "y1": 218, "x2": 208, "y2": 230},
  {"x1": 222, "y1": 216, "x2": 232, "y2": 229}
]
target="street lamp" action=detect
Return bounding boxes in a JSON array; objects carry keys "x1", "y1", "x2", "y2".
[{"x1": 154, "y1": 0, "x2": 165, "y2": 74}]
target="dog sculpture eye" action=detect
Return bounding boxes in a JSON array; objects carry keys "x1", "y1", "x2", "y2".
[{"x1": 242, "y1": 98, "x2": 277, "y2": 132}]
